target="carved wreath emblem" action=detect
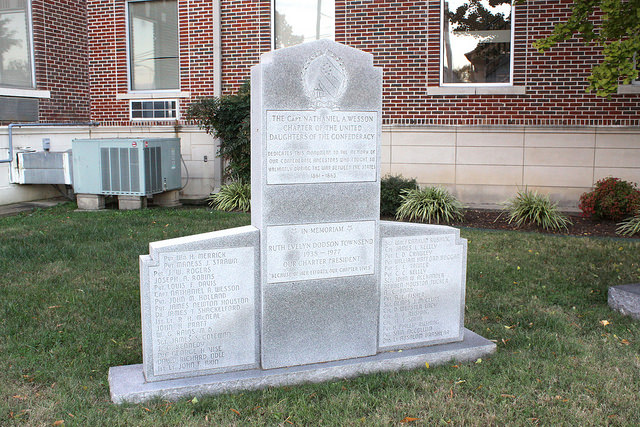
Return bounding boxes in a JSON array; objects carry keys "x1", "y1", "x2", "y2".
[{"x1": 302, "y1": 50, "x2": 348, "y2": 109}]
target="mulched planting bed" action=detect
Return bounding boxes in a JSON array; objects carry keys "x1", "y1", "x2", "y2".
[{"x1": 389, "y1": 209, "x2": 638, "y2": 239}]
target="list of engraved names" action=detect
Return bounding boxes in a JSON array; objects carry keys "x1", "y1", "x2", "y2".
[
  {"x1": 379, "y1": 235, "x2": 463, "y2": 348},
  {"x1": 149, "y1": 248, "x2": 255, "y2": 376},
  {"x1": 266, "y1": 110, "x2": 377, "y2": 184}
]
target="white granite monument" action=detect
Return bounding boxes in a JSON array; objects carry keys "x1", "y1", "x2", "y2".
[{"x1": 108, "y1": 40, "x2": 495, "y2": 403}]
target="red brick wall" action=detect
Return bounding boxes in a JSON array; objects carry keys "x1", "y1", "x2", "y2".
[
  {"x1": 87, "y1": 0, "x2": 128, "y2": 125},
  {"x1": 84, "y1": 0, "x2": 639, "y2": 127},
  {"x1": 335, "y1": 0, "x2": 640, "y2": 126},
  {"x1": 220, "y1": 0, "x2": 271, "y2": 95},
  {"x1": 33, "y1": 0, "x2": 90, "y2": 122}
]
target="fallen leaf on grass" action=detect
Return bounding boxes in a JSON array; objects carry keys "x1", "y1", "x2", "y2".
[
  {"x1": 425, "y1": 362, "x2": 430, "y2": 368},
  {"x1": 475, "y1": 358, "x2": 482, "y2": 364},
  {"x1": 143, "y1": 407, "x2": 151, "y2": 412},
  {"x1": 501, "y1": 394, "x2": 515, "y2": 398},
  {"x1": 230, "y1": 408, "x2": 240, "y2": 415},
  {"x1": 600, "y1": 320, "x2": 610, "y2": 326},
  {"x1": 12, "y1": 395, "x2": 27, "y2": 400},
  {"x1": 53, "y1": 421, "x2": 64, "y2": 426},
  {"x1": 48, "y1": 306, "x2": 61, "y2": 309},
  {"x1": 191, "y1": 397, "x2": 198, "y2": 404},
  {"x1": 621, "y1": 339, "x2": 630, "y2": 345},
  {"x1": 400, "y1": 417, "x2": 420, "y2": 423}
]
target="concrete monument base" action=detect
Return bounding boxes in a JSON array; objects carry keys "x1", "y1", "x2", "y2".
[{"x1": 108, "y1": 329, "x2": 496, "y2": 403}]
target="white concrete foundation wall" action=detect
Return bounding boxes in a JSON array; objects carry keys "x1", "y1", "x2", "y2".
[
  {"x1": 0, "y1": 125, "x2": 222, "y2": 206},
  {"x1": 2, "y1": 124, "x2": 638, "y2": 209},
  {"x1": 382, "y1": 126, "x2": 640, "y2": 210}
]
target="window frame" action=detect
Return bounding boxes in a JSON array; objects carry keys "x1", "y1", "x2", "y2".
[
  {"x1": 0, "y1": 0, "x2": 36, "y2": 90},
  {"x1": 270, "y1": 0, "x2": 335, "y2": 50},
  {"x1": 125, "y1": 0, "x2": 180, "y2": 93},
  {"x1": 439, "y1": 0, "x2": 515, "y2": 87},
  {"x1": 129, "y1": 98, "x2": 179, "y2": 121}
]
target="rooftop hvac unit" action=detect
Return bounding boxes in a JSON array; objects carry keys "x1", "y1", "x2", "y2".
[{"x1": 72, "y1": 138, "x2": 181, "y2": 196}]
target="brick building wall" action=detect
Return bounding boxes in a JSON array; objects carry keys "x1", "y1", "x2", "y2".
[
  {"x1": 83, "y1": 1, "x2": 639, "y2": 127},
  {"x1": 33, "y1": 0, "x2": 90, "y2": 122}
]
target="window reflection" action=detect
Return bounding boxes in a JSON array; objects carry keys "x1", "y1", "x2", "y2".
[
  {"x1": 274, "y1": 0, "x2": 335, "y2": 49},
  {"x1": 128, "y1": 0, "x2": 178, "y2": 90},
  {"x1": 442, "y1": 0, "x2": 512, "y2": 84},
  {"x1": 0, "y1": 0, "x2": 33, "y2": 88}
]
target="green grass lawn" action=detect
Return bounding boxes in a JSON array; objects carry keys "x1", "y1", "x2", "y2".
[{"x1": 1, "y1": 203, "x2": 639, "y2": 426}]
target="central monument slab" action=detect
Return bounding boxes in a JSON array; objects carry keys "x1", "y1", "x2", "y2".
[
  {"x1": 252, "y1": 41, "x2": 383, "y2": 369},
  {"x1": 108, "y1": 40, "x2": 496, "y2": 404}
]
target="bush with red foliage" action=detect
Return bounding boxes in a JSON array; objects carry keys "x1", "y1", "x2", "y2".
[{"x1": 579, "y1": 177, "x2": 640, "y2": 221}]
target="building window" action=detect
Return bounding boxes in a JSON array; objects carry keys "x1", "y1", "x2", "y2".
[
  {"x1": 0, "y1": 0, "x2": 34, "y2": 88},
  {"x1": 127, "y1": 0, "x2": 178, "y2": 91},
  {"x1": 441, "y1": 0, "x2": 513, "y2": 85},
  {"x1": 273, "y1": 0, "x2": 334, "y2": 49},
  {"x1": 130, "y1": 99, "x2": 178, "y2": 120}
]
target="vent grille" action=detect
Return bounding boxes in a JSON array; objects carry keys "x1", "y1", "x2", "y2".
[
  {"x1": 100, "y1": 147, "x2": 141, "y2": 194},
  {"x1": 144, "y1": 147, "x2": 162, "y2": 194}
]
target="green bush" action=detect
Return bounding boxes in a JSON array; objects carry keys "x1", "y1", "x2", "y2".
[
  {"x1": 616, "y1": 210, "x2": 640, "y2": 236},
  {"x1": 578, "y1": 177, "x2": 640, "y2": 221},
  {"x1": 186, "y1": 81, "x2": 251, "y2": 182},
  {"x1": 503, "y1": 189, "x2": 571, "y2": 230},
  {"x1": 207, "y1": 181, "x2": 251, "y2": 212},
  {"x1": 396, "y1": 186, "x2": 464, "y2": 224},
  {"x1": 380, "y1": 174, "x2": 419, "y2": 217}
]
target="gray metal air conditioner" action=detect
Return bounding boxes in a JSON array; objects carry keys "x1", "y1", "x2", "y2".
[{"x1": 72, "y1": 138, "x2": 181, "y2": 196}]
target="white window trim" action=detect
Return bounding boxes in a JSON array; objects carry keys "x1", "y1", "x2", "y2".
[
  {"x1": 125, "y1": 0, "x2": 180, "y2": 92},
  {"x1": 117, "y1": 91, "x2": 190, "y2": 99},
  {"x1": 129, "y1": 98, "x2": 180, "y2": 121},
  {"x1": 1, "y1": 0, "x2": 37, "y2": 90},
  {"x1": 439, "y1": 0, "x2": 515, "y2": 87},
  {"x1": 0, "y1": 87, "x2": 50, "y2": 98}
]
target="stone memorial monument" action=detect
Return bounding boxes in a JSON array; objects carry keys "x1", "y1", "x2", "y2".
[{"x1": 108, "y1": 40, "x2": 495, "y2": 403}]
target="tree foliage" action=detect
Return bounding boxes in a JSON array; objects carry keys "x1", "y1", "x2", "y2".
[
  {"x1": 530, "y1": 0, "x2": 640, "y2": 97},
  {"x1": 448, "y1": 0, "x2": 512, "y2": 32},
  {"x1": 186, "y1": 81, "x2": 251, "y2": 182}
]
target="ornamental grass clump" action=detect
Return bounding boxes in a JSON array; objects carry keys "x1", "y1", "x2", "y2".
[
  {"x1": 207, "y1": 181, "x2": 251, "y2": 212},
  {"x1": 395, "y1": 186, "x2": 464, "y2": 224},
  {"x1": 503, "y1": 189, "x2": 571, "y2": 230},
  {"x1": 616, "y1": 210, "x2": 640, "y2": 236},
  {"x1": 579, "y1": 177, "x2": 640, "y2": 221}
]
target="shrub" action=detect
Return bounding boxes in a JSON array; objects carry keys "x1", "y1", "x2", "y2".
[
  {"x1": 396, "y1": 186, "x2": 464, "y2": 224},
  {"x1": 380, "y1": 174, "x2": 419, "y2": 217},
  {"x1": 186, "y1": 81, "x2": 251, "y2": 182},
  {"x1": 616, "y1": 210, "x2": 640, "y2": 236},
  {"x1": 579, "y1": 177, "x2": 640, "y2": 221},
  {"x1": 502, "y1": 189, "x2": 572, "y2": 230},
  {"x1": 207, "y1": 181, "x2": 251, "y2": 213}
]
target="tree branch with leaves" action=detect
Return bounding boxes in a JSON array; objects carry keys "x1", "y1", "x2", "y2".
[{"x1": 526, "y1": 0, "x2": 640, "y2": 97}]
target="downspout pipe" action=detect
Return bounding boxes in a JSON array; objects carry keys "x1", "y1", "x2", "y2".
[{"x1": 1, "y1": 122, "x2": 100, "y2": 164}]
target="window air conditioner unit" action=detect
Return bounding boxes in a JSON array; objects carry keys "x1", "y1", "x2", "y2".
[{"x1": 71, "y1": 138, "x2": 181, "y2": 196}]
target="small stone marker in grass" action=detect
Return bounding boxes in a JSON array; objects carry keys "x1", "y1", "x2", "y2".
[
  {"x1": 608, "y1": 284, "x2": 640, "y2": 320},
  {"x1": 108, "y1": 40, "x2": 496, "y2": 404}
]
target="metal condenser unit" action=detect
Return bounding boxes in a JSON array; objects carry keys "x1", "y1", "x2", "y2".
[{"x1": 72, "y1": 138, "x2": 181, "y2": 196}]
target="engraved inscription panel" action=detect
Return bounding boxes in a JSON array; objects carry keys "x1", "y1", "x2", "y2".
[
  {"x1": 380, "y1": 235, "x2": 463, "y2": 348},
  {"x1": 266, "y1": 221, "x2": 376, "y2": 284},
  {"x1": 266, "y1": 110, "x2": 377, "y2": 184},
  {"x1": 149, "y1": 247, "x2": 255, "y2": 376}
]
